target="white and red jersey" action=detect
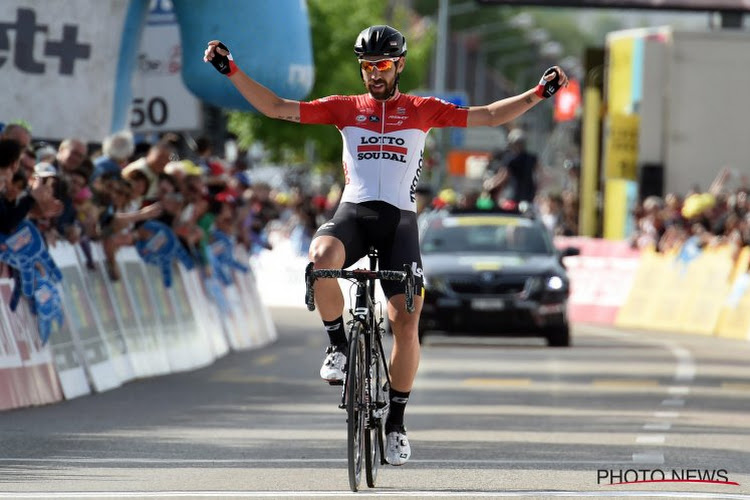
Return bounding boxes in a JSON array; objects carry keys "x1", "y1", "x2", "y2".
[{"x1": 300, "y1": 91, "x2": 468, "y2": 212}]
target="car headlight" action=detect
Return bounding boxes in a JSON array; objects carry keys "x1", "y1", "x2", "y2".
[{"x1": 546, "y1": 275, "x2": 564, "y2": 291}]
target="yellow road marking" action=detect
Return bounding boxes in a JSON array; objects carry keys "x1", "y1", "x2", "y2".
[
  {"x1": 721, "y1": 382, "x2": 750, "y2": 391},
  {"x1": 255, "y1": 355, "x2": 277, "y2": 366}
]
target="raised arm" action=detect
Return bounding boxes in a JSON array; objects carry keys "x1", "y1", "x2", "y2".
[
  {"x1": 204, "y1": 40, "x2": 301, "y2": 122},
  {"x1": 467, "y1": 66, "x2": 568, "y2": 128}
]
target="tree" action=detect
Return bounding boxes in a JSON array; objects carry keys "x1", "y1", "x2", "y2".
[{"x1": 227, "y1": 0, "x2": 435, "y2": 170}]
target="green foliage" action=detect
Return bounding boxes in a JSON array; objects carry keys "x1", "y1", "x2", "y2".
[{"x1": 227, "y1": 0, "x2": 435, "y2": 169}]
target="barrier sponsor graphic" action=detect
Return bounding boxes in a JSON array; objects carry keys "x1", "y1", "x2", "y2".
[
  {"x1": 76, "y1": 246, "x2": 134, "y2": 383},
  {"x1": 51, "y1": 244, "x2": 121, "y2": 393},
  {"x1": 179, "y1": 267, "x2": 230, "y2": 358},
  {"x1": 31, "y1": 272, "x2": 64, "y2": 345},
  {"x1": 118, "y1": 247, "x2": 171, "y2": 376},
  {"x1": 210, "y1": 230, "x2": 249, "y2": 286},
  {"x1": 555, "y1": 236, "x2": 641, "y2": 324},
  {"x1": 0, "y1": 220, "x2": 62, "y2": 297},
  {"x1": 0, "y1": 279, "x2": 63, "y2": 410},
  {"x1": 135, "y1": 220, "x2": 194, "y2": 288}
]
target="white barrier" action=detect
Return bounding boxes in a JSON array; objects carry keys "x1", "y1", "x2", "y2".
[
  {"x1": 0, "y1": 279, "x2": 63, "y2": 409},
  {"x1": 250, "y1": 243, "x2": 389, "y2": 322},
  {"x1": 0, "y1": 238, "x2": 277, "y2": 410}
]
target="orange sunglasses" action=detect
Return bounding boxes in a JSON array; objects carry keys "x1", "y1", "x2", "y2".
[{"x1": 359, "y1": 58, "x2": 399, "y2": 73}]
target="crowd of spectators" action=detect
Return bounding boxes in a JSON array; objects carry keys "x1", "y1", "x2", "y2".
[
  {"x1": 17, "y1": 119, "x2": 746, "y2": 285},
  {"x1": 0, "y1": 122, "x2": 340, "y2": 283},
  {"x1": 629, "y1": 167, "x2": 750, "y2": 258}
]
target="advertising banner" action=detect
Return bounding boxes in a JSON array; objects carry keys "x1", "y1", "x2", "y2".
[
  {"x1": 91, "y1": 244, "x2": 153, "y2": 379},
  {"x1": 0, "y1": 0, "x2": 148, "y2": 140},
  {"x1": 51, "y1": 244, "x2": 121, "y2": 393},
  {"x1": 179, "y1": 267, "x2": 229, "y2": 359},
  {"x1": 556, "y1": 237, "x2": 641, "y2": 325},
  {"x1": 76, "y1": 246, "x2": 134, "y2": 383},
  {"x1": 130, "y1": 0, "x2": 201, "y2": 133},
  {"x1": 0, "y1": 279, "x2": 63, "y2": 409},
  {"x1": 118, "y1": 247, "x2": 171, "y2": 376}
]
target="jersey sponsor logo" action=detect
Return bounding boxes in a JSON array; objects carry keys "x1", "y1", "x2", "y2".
[
  {"x1": 408, "y1": 150, "x2": 424, "y2": 202},
  {"x1": 356, "y1": 135, "x2": 408, "y2": 163},
  {"x1": 396, "y1": 107, "x2": 407, "y2": 115},
  {"x1": 369, "y1": 115, "x2": 380, "y2": 122},
  {"x1": 357, "y1": 151, "x2": 406, "y2": 163},
  {"x1": 356, "y1": 114, "x2": 367, "y2": 122},
  {"x1": 318, "y1": 221, "x2": 335, "y2": 231},
  {"x1": 388, "y1": 115, "x2": 409, "y2": 120}
]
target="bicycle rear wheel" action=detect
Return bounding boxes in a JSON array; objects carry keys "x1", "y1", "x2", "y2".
[
  {"x1": 346, "y1": 324, "x2": 365, "y2": 492},
  {"x1": 365, "y1": 335, "x2": 387, "y2": 487}
]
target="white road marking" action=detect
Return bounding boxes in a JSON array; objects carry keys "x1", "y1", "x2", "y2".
[
  {"x1": 0, "y1": 457, "x2": 629, "y2": 465},
  {"x1": 653, "y1": 411, "x2": 679, "y2": 418},
  {"x1": 668, "y1": 386, "x2": 690, "y2": 395},
  {"x1": 643, "y1": 422, "x2": 671, "y2": 431},
  {"x1": 0, "y1": 491, "x2": 748, "y2": 499},
  {"x1": 632, "y1": 451, "x2": 664, "y2": 464},
  {"x1": 635, "y1": 435, "x2": 665, "y2": 444}
]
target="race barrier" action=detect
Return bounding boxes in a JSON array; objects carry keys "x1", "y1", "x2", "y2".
[
  {"x1": 254, "y1": 234, "x2": 750, "y2": 342},
  {"x1": 0, "y1": 231, "x2": 276, "y2": 411},
  {"x1": 556, "y1": 236, "x2": 641, "y2": 325},
  {"x1": 560, "y1": 236, "x2": 750, "y2": 341}
]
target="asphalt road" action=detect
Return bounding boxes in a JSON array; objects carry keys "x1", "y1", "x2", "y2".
[{"x1": 0, "y1": 306, "x2": 749, "y2": 500}]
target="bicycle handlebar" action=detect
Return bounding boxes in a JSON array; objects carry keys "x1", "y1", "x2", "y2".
[{"x1": 304, "y1": 263, "x2": 415, "y2": 314}]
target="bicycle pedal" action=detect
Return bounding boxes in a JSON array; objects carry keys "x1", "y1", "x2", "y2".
[{"x1": 328, "y1": 380, "x2": 344, "y2": 386}]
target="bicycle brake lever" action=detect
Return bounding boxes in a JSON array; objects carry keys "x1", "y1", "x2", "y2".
[
  {"x1": 403, "y1": 264, "x2": 415, "y2": 313},
  {"x1": 304, "y1": 262, "x2": 316, "y2": 311}
]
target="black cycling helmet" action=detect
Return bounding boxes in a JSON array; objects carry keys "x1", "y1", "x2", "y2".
[{"x1": 354, "y1": 25, "x2": 407, "y2": 58}]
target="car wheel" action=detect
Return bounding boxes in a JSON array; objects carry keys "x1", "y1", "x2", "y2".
[{"x1": 545, "y1": 324, "x2": 570, "y2": 347}]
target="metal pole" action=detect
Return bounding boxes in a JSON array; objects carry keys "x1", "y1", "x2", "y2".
[{"x1": 435, "y1": 0, "x2": 449, "y2": 94}]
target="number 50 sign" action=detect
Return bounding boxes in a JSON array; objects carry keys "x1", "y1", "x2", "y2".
[{"x1": 129, "y1": 2, "x2": 201, "y2": 132}]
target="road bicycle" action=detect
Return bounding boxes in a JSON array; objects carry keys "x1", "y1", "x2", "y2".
[{"x1": 305, "y1": 249, "x2": 415, "y2": 492}]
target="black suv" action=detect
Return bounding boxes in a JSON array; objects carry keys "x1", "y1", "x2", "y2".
[{"x1": 418, "y1": 209, "x2": 579, "y2": 346}]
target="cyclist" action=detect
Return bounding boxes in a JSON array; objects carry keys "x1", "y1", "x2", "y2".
[{"x1": 204, "y1": 25, "x2": 567, "y2": 466}]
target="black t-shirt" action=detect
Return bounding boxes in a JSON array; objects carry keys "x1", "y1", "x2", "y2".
[
  {"x1": 0, "y1": 192, "x2": 35, "y2": 234},
  {"x1": 506, "y1": 151, "x2": 537, "y2": 203}
]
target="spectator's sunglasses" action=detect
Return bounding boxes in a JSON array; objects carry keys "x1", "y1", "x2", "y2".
[{"x1": 359, "y1": 57, "x2": 399, "y2": 73}]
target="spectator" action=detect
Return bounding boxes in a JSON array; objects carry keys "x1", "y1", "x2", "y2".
[
  {"x1": 121, "y1": 140, "x2": 174, "y2": 200},
  {"x1": 53, "y1": 138, "x2": 88, "y2": 176},
  {"x1": 483, "y1": 128, "x2": 539, "y2": 207},
  {"x1": 91, "y1": 131, "x2": 135, "y2": 182},
  {"x1": 0, "y1": 124, "x2": 32, "y2": 151},
  {"x1": 98, "y1": 177, "x2": 162, "y2": 280}
]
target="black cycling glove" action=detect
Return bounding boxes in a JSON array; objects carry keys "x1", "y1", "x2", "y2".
[
  {"x1": 209, "y1": 42, "x2": 237, "y2": 76},
  {"x1": 534, "y1": 67, "x2": 561, "y2": 99}
]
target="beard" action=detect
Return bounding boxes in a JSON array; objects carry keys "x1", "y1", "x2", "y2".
[{"x1": 366, "y1": 77, "x2": 395, "y2": 100}]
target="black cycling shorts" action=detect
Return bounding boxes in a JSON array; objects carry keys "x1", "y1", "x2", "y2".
[{"x1": 313, "y1": 201, "x2": 423, "y2": 299}]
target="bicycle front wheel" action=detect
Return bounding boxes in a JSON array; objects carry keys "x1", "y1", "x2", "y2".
[
  {"x1": 365, "y1": 335, "x2": 387, "y2": 488},
  {"x1": 346, "y1": 324, "x2": 366, "y2": 492}
]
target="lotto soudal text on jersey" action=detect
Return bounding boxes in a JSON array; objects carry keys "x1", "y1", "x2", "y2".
[{"x1": 300, "y1": 92, "x2": 468, "y2": 212}]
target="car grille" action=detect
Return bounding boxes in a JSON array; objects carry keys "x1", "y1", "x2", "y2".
[{"x1": 447, "y1": 275, "x2": 528, "y2": 296}]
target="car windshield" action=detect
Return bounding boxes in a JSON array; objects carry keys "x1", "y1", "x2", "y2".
[{"x1": 422, "y1": 216, "x2": 552, "y2": 255}]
